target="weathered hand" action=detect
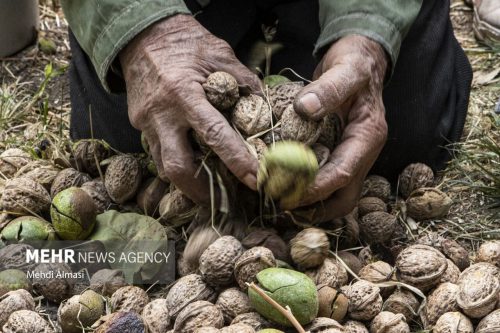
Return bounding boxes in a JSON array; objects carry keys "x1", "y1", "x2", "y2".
[
  {"x1": 119, "y1": 14, "x2": 261, "y2": 205},
  {"x1": 291, "y1": 35, "x2": 389, "y2": 221}
]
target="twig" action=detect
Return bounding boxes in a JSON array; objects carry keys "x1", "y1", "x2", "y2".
[{"x1": 247, "y1": 282, "x2": 306, "y2": 333}]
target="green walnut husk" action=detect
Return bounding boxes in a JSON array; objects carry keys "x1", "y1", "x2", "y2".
[
  {"x1": 263, "y1": 75, "x2": 291, "y2": 88},
  {"x1": 50, "y1": 187, "x2": 97, "y2": 240},
  {"x1": 248, "y1": 268, "x2": 319, "y2": 326},
  {"x1": 0, "y1": 269, "x2": 32, "y2": 296},
  {"x1": 58, "y1": 289, "x2": 105, "y2": 333},
  {"x1": 1, "y1": 216, "x2": 56, "y2": 242},
  {"x1": 257, "y1": 141, "x2": 318, "y2": 209}
]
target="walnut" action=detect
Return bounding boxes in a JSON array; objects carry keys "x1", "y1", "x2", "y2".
[
  {"x1": 199, "y1": 236, "x2": 243, "y2": 287},
  {"x1": 159, "y1": 188, "x2": 196, "y2": 227},
  {"x1": 306, "y1": 258, "x2": 348, "y2": 288},
  {"x1": 50, "y1": 168, "x2": 91, "y2": 197},
  {"x1": 268, "y1": 81, "x2": 303, "y2": 119},
  {"x1": 0, "y1": 290, "x2": 35, "y2": 327},
  {"x1": 358, "y1": 197, "x2": 387, "y2": 217},
  {"x1": 317, "y1": 113, "x2": 342, "y2": 150},
  {"x1": 476, "y1": 309, "x2": 500, "y2": 333},
  {"x1": 370, "y1": 312, "x2": 410, "y2": 333},
  {"x1": 432, "y1": 312, "x2": 473, "y2": 333},
  {"x1": 317, "y1": 284, "x2": 348, "y2": 322},
  {"x1": 0, "y1": 269, "x2": 31, "y2": 297},
  {"x1": 234, "y1": 247, "x2": 276, "y2": 290},
  {"x1": 57, "y1": 290, "x2": 105, "y2": 333},
  {"x1": 71, "y1": 139, "x2": 111, "y2": 176},
  {"x1": 312, "y1": 143, "x2": 330, "y2": 168},
  {"x1": 92, "y1": 311, "x2": 145, "y2": 333},
  {"x1": 344, "y1": 320, "x2": 368, "y2": 333},
  {"x1": 441, "y1": 239, "x2": 470, "y2": 271},
  {"x1": 456, "y1": 262, "x2": 500, "y2": 318},
  {"x1": 142, "y1": 299, "x2": 171, "y2": 333},
  {"x1": 406, "y1": 188, "x2": 452, "y2": 221},
  {"x1": 203, "y1": 71, "x2": 239, "y2": 111},
  {"x1": 89, "y1": 269, "x2": 127, "y2": 297},
  {"x1": 305, "y1": 317, "x2": 344, "y2": 333},
  {"x1": 0, "y1": 244, "x2": 36, "y2": 272},
  {"x1": 1, "y1": 177, "x2": 51, "y2": 214},
  {"x1": 439, "y1": 259, "x2": 461, "y2": 284},
  {"x1": 174, "y1": 301, "x2": 224, "y2": 333},
  {"x1": 0, "y1": 148, "x2": 31, "y2": 178},
  {"x1": 280, "y1": 104, "x2": 323, "y2": 145},
  {"x1": 232, "y1": 95, "x2": 272, "y2": 136},
  {"x1": 230, "y1": 312, "x2": 270, "y2": 331},
  {"x1": 136, "y1": 177, "x2": 168, "y2": 216},
  {"x1": 219, "y1": 323, "x2": 255, "y2": 333},
  {"x1": 359, "y1": 212, "x2": 397, "y2": 244},
  {"x1": 81, "y1": 179, "x2": 113, "y2": 214},
  {"x1": 395, "y1": 245, "x2": 448, "y2": 291},
  {"x1": 242, "y1": 229, "x2": 290, "y2": 262},
  {"x1": 358, "y1": 261, "x2": 396, "y2": 297},
  {"x1": 15, "y1": 160, "x2": 60, "y2": 190},
  {"x1": 195, "y1": 328, "x2": 221, "y2": 333},
  {"x1": 330, "y1": 210, "x2": 360, "y2": 249},
  {"x1": 104, "y1": 155, "x2": 142, "y2": 204},
  {"x1": 477, "y1": 241, "x2": 500, "y2": 268},
  {"x1": 111, "y1": 286, "x2": 149, "y2": 314},
  {"x1": 420, "y1": 282, "x2": 459, "y2": 328},
  {"x1": 166, "y1": 274, "x2": 217, "y2": 318},
  {"x1": 398, "y1": 163, "x2": 434, "y2": 198},
  {"x1": 2, "y1": 310, "x2": 54, "y2": 333},
  {"x1": 361, "y1": 175, "x2": 391, "y2": 202},
  {"x1": 32, "y1": 263, "x2": 75, "y2": 303},
  {"x1": 216, "y1": 288, "x2": 253, "y2": 324},
  {"x1": 247, "y1": 138, "x2": 268, "y2": 161},
  {"x1": 341, "y1": 280, "x2": 383, "y2": 321},
  {"x1": 337, "y1": 251, "x2": 362, "y2": 277},
  {"x1": 383, "y1": 290, "x2": 419, "y2": 322},
  {"x1": 290, "y1": 228, "x2": 330, "y2": 269}
]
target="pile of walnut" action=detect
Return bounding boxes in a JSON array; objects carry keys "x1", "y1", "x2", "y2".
[{"x1": 0, "y1": 71, "x2": 499, "y2": 332}]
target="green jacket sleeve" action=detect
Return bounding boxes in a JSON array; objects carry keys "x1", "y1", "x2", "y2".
[
  {"x1": 61, "y1": 0, "x2": 191, "y2": 91},
  {"x1": 315, "y1": 0, "x2": 423, "y2": 73}
]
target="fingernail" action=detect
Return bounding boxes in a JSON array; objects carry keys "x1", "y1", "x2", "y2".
[
  {"x1": 299, "y1": 93, "x2": 322, "y2": 114},
  {"x1": 243, "y1": 173, "x2": 257, "y2": 190}
]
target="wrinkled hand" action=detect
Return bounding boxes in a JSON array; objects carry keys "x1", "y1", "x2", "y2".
[
  {"x1": 119, "y1": 15, "x2": 261, "y2": 205},
  {"x1": 292, "y1": 35, "x2": 389, "y2": 221}
]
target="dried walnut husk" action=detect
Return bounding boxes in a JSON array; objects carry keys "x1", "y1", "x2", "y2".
[
  {"x1": 174, "y1": 300, "x2": 224, "y2": 333},
  {"x1": 111, "y1": 286, "x2": 149, "y2": 314},
  {"x1": 216, "y1": 288, "x2": 253, "y2": 323},
  {"x1": 0, "y1": 290, "x2": 35, "y2": 327},
  {"x1": 166, "y1": 274, "x2": 216, "y2": 318},
  {"x1": 342, "y1": 280, "x2": 383, "y2": 321},
  {"x1": 420, "y1": 282, "x2": 459, "y2": 328},
  {"x1": 234, "y1": 246, "x2": 276, "y2": 290},
  {"x1": 1, "y1": 177, "x2": 51, "y2": 214},
  {"x1": 104, "y1": 155, "x2": 142, "y2": 204},
  {"x1": 232, "y1": 94, "x2": 272, "y2": 136},
  {"x1": 1, "y1": 216, "x2": 56, "y2": 242},
  {"x1": 290, "y1": 228, "x2": 329, "y2": 269},
  {"x1": 203, "y1": 71, "x2": 239, "y2": 111},
  {"x1": 2, "y1": 310, "x2": 54, "y2": 333},
  {"x1": 32, "y1": 263, "x2": 75, "y2": 303},
  {"x1": 142, "y1": 299, "x2": 171, "y2": 333},
  {"x1": 280, "y1": 104, "x2": 323, "y2": 145},
  {"x1": 398, "y1": 163, "x2": 434, "y2": 198},
  {"x1": 405, "y1": 187, "x2": 452, "y2": 220},
  {"x1": 306, "y1": 258, "x2": 348, "y2": 288},
  {"x1": 433, "y1": 312, "x2": 473, "y2": 333},
  {"x1": 268, "y1": 81, "x2": 303, "y2": 119},
  {"x1": 370, "y1": 312, "x2": 410, "y2": 333},
  {"x1": 50, "y1": 167, "x2": 91, "y2": 197},
  {"x1": 199, "y1": 236, "x2": 243, "y2": 287}
]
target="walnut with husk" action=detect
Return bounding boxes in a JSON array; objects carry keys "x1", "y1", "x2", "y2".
[
  {"x1": 89, "y1": 269, "x2": 127, "y2": 297},
  {"x1": 1, "y1": 216, "x2": 56, "y2": 242},
  {"x1": 432, "y1": 312, "x2": 473, "y2": 333},
  {"x1": 359, "y1": 212, "x2": 397, "y2": 244},
  {"x1": 230, "y1": 312, "x2": 271, "y2": 331},
  {"x1": 92, "y1": 311, "x2": 145, "y2": 333},
  {"x1": 15, "y1": 160, "x2": 60, "y2": 190},
  {"x1": 257, "y1": 141, "x2": 318, "y2": 209},
  {"x1": 420, "y1": 282, "x2": 459, "y2": 328},
  {"x1": 104, "y1": 155, "x2": 142, "y2": 204},
  {"x1": 174, "y1": 300, "x2": 224, "y2": 333},
  {"x1": 0, "y1": 269, "x2": 32, "y2": 296},
  {"x1": 166, "y1": 274, "x2": 217, "y2": 318},
  {"x1": 1, "y1": 177, "x2": 51, "y2": 214},
  {"x1": 81, "y1": 179, "x2": 113, "y2": 214},
  {"x1": 232, "y1": 94, "x2": 272, "y2": 136},
  {"x1": 312, "y1": 143, "x2": 330, "y2": 168},
  {"x1": 477, "y1": 241, "x2": 500, "y2": 268},
  {"x1": 142, "y1": 299, "x2": 171, "y2": 333},
  {"x1": 405, "y1": 187, "x2": 452, "y2": 220},
  {"x1": 199, "y1": 236, "x2": 243, "y2": 287},
  {"x1": 456, "y1": 262, "x2": 500, "y2": 318},
  {"x1": 358, "y1": 261, "x2": 396, "y2": 297},
  {"x1": 341, "y1": 280, "x2": 383, "y2": 321},
  {"x1": 220, "y1": 323, "x2": 256, "y2": 333},
  {"x1": 395, "y1": 245, "x2": 448, "y2": 291},
  {"x1": 0, "y1": 244, "x2": 36, "y2": 272},
  {"x1": 317, "y1": 113, "x2": 342, "y2": 150},
  {"x1": 136, "y1": 177, "x2": 168, "y2": 216},
  {"x1": 234, "y1": 247, "x2": 276, "y2": 290},
  {"x1": 305, "y1": 317, "x2": 344, "y2": 333},
  {"x1": 247, "y1": 137, "x2": 268, "y2": 161},
  {"x1": 216, "y1": 288, "x2": 253, "y2": 323},
  {"x1": 439, "y1": 259, "x2": 461, "y2": 284},
  {"x1": 71, "y1": 139, "x2": 111, "y2": 176},
  {"x1": 370, "y1": 312, "x2": 410, "y2": 333},
  {"x1": 476, "y1": 309, "x2": 500, "y2": 333},
  {"x1": 0, "y1": 290, "x2": 35, "y2": 327},
  {"x1": 57, "y1": 289, "x2": 105, "y2": 333},
  {"x1": 383, "y1": 289, "x2": 419, "y2": 322},
  {"x1": 268, "y1": 81, "x2": 303, "y2": 119},
  {"x1": 317, "y1": 284, "x2": 348, "y2": 321},
  {"x1": 203, "y1": 71, "x2": 239, "y2": 110},
  {"x1": 111, "y1": 286, "x2": 149, "y2": 313},
  {"x1": 2, "y1": 310, "x2": 54, "y2": 333},
  {"x1": 357, "y1": 197, "x2": 387, "y2": 217},
  {"x1": 0, "y1": 148, "x2": 31, "y2": 178},
  {"x1": 290, "y1": 228, "x2": 329, "y2": 269},
  {"x1": 398, "y1": 163, "x2": 434, "y2": 198},
  {"x1": 280, "y1": 104, "x2": 323, "y2": 145},
  {"x1": 343, "y1": 320, "x2": 368, "y2": 333},
  {"x1": 50, "y1": 167, "x2": 92, "y2": 197},
  {"x1": 361, "y1": 175, "x2": 391, "y2": 202},
  {"x1": 242, "y1": 229, "x2": 290, "y2": 262},
  {"x1": 306, "y1": 258, "x2": 348, "y2": 288},
  {"x1": 32, "y1": 263, "x2": 75, "y2": 303},
  {"x1": 159, "y1": 188, "x2": 196, "y2": 226}
]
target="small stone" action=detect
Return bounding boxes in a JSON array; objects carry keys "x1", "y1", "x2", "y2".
[{"x1": 203, "y1": 72, "x2": 239, "y2": 111}]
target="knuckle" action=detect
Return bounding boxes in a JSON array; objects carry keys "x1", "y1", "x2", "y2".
[
  {"x1": 200, "y1": 119, "x2": 227, "y2": 149},
  {"x1": 162, "y1": 157, "x2": 189, "y2": 181}
]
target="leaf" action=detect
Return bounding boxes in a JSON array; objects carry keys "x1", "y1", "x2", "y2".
[{"x1": 89, "y1": 210, "x2": 169, "y2": 283}]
